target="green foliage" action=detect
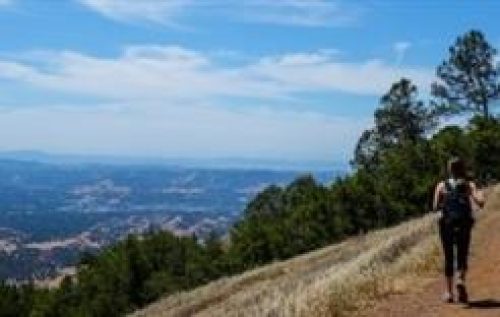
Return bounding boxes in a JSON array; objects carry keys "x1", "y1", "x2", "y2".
[
  {"x1": 432, "y1": 30, "x2": 500, "y2": 118},
  {"x1": 468, "y1": 116, "x2": 500, "y2": 181},
  {"x1": 0, "y1": 282, "x2": 37, "y2": 317},
  {"x1": 354, "y1": 78, "x2": 435, "y2": 170},
  {"x1": 230, "y1": 175, "x2": 332, "y2": 266},
  {"x1": 430, "y1": 125, "x2": 474, "y2": 168},
  {"x1": 1, "y1": 231, "x2": 230, "y2": 317}
]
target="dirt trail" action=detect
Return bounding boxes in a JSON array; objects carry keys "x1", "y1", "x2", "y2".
[{"x1": 364, "y1": 186, "x2": 500, "y2": 317}]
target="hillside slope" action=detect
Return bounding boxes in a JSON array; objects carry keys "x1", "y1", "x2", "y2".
[{"x1": 132, "y1": 186, "x2": 499, "y2": 317}]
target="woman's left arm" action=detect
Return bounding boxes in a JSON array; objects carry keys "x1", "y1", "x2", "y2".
[{"x1": 469, "y1": 182, "x2": 485, "y2": 209}]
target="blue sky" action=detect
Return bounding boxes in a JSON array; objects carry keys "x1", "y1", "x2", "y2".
[{"x1": 0, "y1": 0, "x2": 499, "y2": 164}]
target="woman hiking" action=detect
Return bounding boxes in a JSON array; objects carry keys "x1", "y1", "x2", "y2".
[{"x1": 433, "y1": 157, "x2": 485, "y2": 304}]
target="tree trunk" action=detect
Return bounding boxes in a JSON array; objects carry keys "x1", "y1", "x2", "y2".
[{"x1": 483, "y1": 101, "x2": 489, "y2": 119}]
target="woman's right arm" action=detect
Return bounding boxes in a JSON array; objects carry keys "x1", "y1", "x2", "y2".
[{"x1": 433, "y1": 182, "x2": 444, "y2": 212}]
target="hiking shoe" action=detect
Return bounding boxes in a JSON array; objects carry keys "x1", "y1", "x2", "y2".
[
  {"x1": 442, "y1": 292, "x2": 454, "y2": 304},
  {"x1": 457, "y1": 283, "x2": 469, "y2": 304}
]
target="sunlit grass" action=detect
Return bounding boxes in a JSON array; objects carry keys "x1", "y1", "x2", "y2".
[{"x1": 132, "y1": 186, "x2": 498, "y2": 317}]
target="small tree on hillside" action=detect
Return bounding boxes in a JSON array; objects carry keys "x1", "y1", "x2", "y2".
[{"x1": 432, "y1": 30, "x2": 500, "y2": 118}]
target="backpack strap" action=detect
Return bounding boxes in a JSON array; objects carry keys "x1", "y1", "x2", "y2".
[{"x1": 444, "y1": 178, "x2": 455, "y2": 194}]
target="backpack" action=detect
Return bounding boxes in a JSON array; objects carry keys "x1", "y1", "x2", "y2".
[{"x1": 442, "y1": 178, "x2": 472, "y2": 222}]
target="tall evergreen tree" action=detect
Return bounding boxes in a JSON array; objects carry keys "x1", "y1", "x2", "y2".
[
  {"x1": 432, "y1": 30, "x2": 500, "y2": 118},
  {"x1": 354, "y1": 78, "x2": 434, "y2": 169}
]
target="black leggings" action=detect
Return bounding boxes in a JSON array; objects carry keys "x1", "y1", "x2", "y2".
[{"x1": 439, "y1": 218, "x2": 473, "y2": 278}]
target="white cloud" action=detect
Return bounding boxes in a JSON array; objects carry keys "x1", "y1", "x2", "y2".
[
  {"x1": 0, "y1": 46, "x2": 433, "y2": 160},
  {"x1": 393, "y1": 41, "x2": 412, "y2": 64},
  {"x1": 234, "y1": 0, "x2": 361, "y2": 27},
  {"x1": 250, "y1": 52, "x2": 432, "y2": 95},
  {"x1": 0, "y1": 45, "x2": 434, "y2": 101},
  {"x1": 79, "y1": 0, "x2": 361, "y2": 27},
  {"x1": 79, "y1": 0, "x2": 190, "y2": 24}
]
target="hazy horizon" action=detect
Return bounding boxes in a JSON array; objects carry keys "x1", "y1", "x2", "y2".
[{"x1": 0, "y1": 150, "x2": 349, "y2": 172}]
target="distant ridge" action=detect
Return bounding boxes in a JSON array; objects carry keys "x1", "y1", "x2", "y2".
[{"x1": 0, "y1": 150, "x2": 348, "y2": 171}]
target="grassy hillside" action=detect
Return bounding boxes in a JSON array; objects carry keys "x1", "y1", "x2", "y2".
[
  {"x1": 131, "y1": 212, "x2": 441, "y2": 317},
  {"x1": 133, "y1": 186, "x2": 499, "y2": 317}
]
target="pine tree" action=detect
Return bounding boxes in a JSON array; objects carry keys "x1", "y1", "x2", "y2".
[{"x1": 432, "y1": 30, "x2": 500, "y2": 118}]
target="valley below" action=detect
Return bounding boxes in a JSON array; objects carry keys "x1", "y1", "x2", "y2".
[{"x1": 0, "y1": 159, "x2": 334, "y2": 281}]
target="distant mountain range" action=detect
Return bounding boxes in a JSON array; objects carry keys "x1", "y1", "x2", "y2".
[{"x1": 0, "y1": 151, "x2": 349, "y2": 171}]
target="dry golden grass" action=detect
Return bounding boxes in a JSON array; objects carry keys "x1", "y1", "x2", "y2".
[
  {"x1": 132, "y1": 212, "x2": 445, "y2": 317},
  {"x1": 132, "y1": 185, "x2": 499, "y2": 317}
]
